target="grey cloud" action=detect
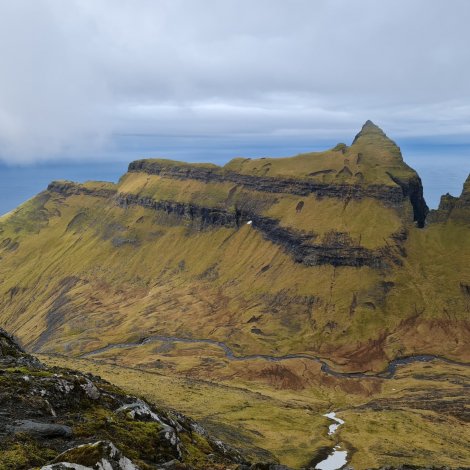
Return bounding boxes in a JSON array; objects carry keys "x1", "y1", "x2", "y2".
[{"x1": 0, "y1": 0, "x2": 469, "y2": 162}]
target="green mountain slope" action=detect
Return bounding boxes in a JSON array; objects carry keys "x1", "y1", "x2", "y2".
[{"x1": 0, "y1": 121, "x2": 468, "y2": 375}]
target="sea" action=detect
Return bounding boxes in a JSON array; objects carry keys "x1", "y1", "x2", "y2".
[
  {"x1": 0, "y1": 141, "x2": 468, "y2": 216},
  {"x1": 0, "y1": 161, "x2": 128, "y2": 216}
]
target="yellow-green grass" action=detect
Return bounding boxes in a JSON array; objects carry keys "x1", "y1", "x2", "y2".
[
  {"x1": 40, "y1": 354, "x2": 332, "y2": 467},
  {"x1": 0, "y1": 186, "x2": 469, "y2": 371},
  {"x1": 40, "y1": 354, "x2": 470, "y2": 470},
  {"x1": 342, "y1": 409, "x2": 470, "y2": 469},
  {"x1": 118, "y1": 172, "x2": 236, "y2": 208},
  {"x1": 264, "y1": 195, "x2": 403, "y2": 249}
]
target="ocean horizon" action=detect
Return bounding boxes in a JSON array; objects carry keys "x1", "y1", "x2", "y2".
[{"x1": 0, "y1": 140, "x2": 468, "y2": 216}]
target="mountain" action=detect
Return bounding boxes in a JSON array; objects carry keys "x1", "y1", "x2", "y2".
[
  {"x1": 0, "y1": 121, "x2": 469, "y2": 469},
  {"x1": 0, "y1": 121, "x2": 467, "y2": 369}
]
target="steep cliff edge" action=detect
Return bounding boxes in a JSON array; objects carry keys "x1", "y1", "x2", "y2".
[{"x1": 351, "y1": 120, "x2": 428, "y2": 227}]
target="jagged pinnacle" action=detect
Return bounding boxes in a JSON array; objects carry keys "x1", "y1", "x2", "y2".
[
  {"x1": 363, "y1": 119, "x2": 380, "y2": 130},
  {"x1": 352, "y1": 120, "x2": 388, "y2": 144},
  {"x1": 463, "y1": 173, "x2": 470, "y2": 189},
  {"x1": 461, "y1": 173, "x2": 470, "y2": 199}
]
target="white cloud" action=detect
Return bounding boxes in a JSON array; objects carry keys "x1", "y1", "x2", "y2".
[{"x1": 0, "y1": 0, "x2": 469, "y2": 162}]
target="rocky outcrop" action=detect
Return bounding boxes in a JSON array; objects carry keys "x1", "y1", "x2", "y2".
[
  {"x1": 0, "y1": 327, "x2": 26, "y2": 358},
  {"x1": 459, "y1": 174, "x2": 470, "y2": 204},
  {"x1": 386, "y1": 172, "x2": 428, "y2": 228},
  {"x1": 8, "y1": 420, "x2": 73, "y2": 439},
  {"x1": 0, "y1": 327, "x2": 42, "y2": 368},
  {"x1": 427, "y1": 193, "x2": 459, "y2": 223},
  {"x1": 428, "y1": 174, "x2": 470, "y2": 224},
  {"x1": 116, "y1": 193, "x2": 400, "y2": 268},
  {"x1": 47, "y1": 181, "x2": 117, "y2": 198},
  {"x1": 41, "y1": 441, "x2": 139, "y2": 470}
]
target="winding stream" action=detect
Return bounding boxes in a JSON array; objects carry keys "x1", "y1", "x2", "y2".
[
  {"x1": 80, "y1": 334, "x2": 469, "y2": 379},
  {"x1": 76, "y1": 335, "x2": 469, "y2": 468},
  {"x1": 324, "y1": 412, "x2": 345, "y2": 436}
]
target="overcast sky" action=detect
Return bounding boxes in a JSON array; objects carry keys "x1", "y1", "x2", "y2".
[{"x1": 0, "y1": 0, "x2": 469, "y2": 173}]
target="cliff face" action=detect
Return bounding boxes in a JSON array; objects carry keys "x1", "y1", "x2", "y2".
[
  {"x1": 0, "y1": 121, "x2": 468, "y2": 377},
  {"x1": 128, "y1": 158, "x2": 408, "y2": 204},
  {"x1": 115, "y1": 192, "x2": 402, "y2": 268}
]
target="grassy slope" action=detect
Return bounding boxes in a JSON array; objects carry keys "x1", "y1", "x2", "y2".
[
  {"x1": 42, "y1": 354, "x2": 470, "y2": 469},
  {"x1": 0, "y1": 191, "x2": 384, "y2": 359},
  {"x1": 1, "y1": 187, "x2": 467, "y2": 369}
]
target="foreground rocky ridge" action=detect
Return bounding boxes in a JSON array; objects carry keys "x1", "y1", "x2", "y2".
[{"x1": 0, "y1": 328, "x2": 273, "y2": 469}]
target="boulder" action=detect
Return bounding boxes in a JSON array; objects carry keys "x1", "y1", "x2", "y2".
[
  {"x1": 8, "y1": 419, "x2": 72, "y2": 438},
  {"x1": 41, "y1": 441, "x2": 139, "y2": 470}
]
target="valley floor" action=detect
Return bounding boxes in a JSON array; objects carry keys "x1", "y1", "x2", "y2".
[{"x1": 41, "y1": 351, "x2": 470, "y2": 470}]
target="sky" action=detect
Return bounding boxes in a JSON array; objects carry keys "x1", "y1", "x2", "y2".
[{"x1": 0, "y1": 0, "x2": 469, "y2": 211}]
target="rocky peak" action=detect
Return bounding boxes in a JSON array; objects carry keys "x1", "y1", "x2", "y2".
[
  {"x1": 451, "y1": 172, "x2": 470, "y2": 215},
  {"x1": 351, "y1": 121, "x2": 406, "y2": 168},
  {"x1": 460, "y1": 173, "x2": 470, "y2": 201},
  {"x1": 0, "y1": 328, "x2": 23, "y2": 358},
  {"x1": 363, "y1": 119, "x2": 381, "y2": 129},
  {"x1": 0, "y1": 327, "x2": 41, "y2": 369},
  {"x1": 352, "y1": 120, "x2": 385, "y2": 141}
]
